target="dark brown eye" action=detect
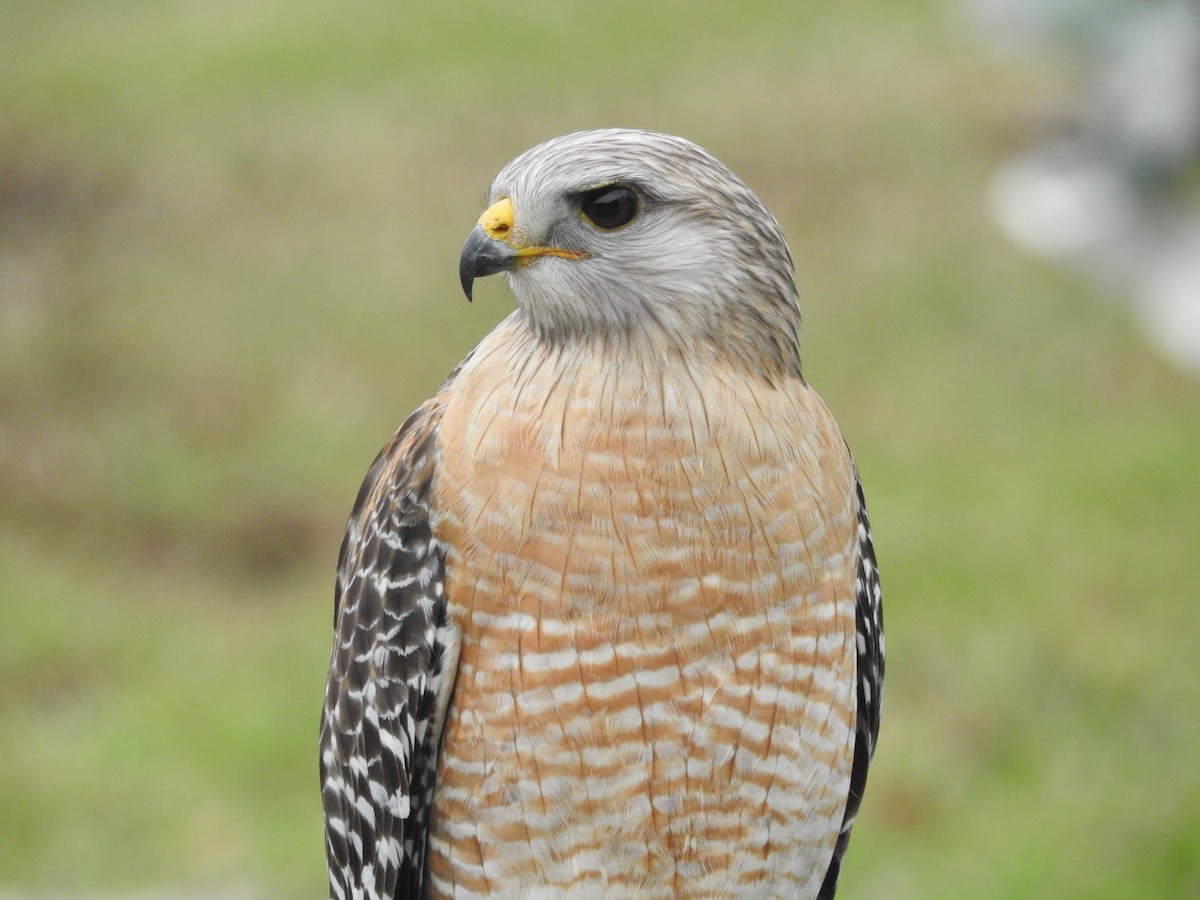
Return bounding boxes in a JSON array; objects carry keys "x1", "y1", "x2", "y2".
[{"x1": 581, "y1": 185, "x2": 638, "y2": 230}]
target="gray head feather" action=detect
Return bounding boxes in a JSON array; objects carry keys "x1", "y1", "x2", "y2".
[{"x1": 487, "y1": 129, "x2": 802, "y2": 378}]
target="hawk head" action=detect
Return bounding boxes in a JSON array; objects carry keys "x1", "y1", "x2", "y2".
[{"x1": 459, "y1": 129, "x2": 802, "y2": 377}]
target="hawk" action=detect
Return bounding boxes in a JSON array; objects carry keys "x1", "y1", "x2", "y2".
[{"x1": 320, "y1": 129, "x2": 884, "y2": 899}]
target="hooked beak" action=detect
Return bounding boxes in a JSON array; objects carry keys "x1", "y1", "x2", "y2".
[
  {"x1": 458, "y1": 196, "x2": 588, "y2": 301},
  {"x1": 459, "y1": 225, "x2": 517, "y2": 302}
]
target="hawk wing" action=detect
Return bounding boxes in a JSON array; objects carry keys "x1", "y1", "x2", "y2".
[
  {"x1": 819, "y1": 465, "x2": 884, "y2": 899},
  {"x1": 319, "y1": 400, "x2": 460, "y2": 899}
]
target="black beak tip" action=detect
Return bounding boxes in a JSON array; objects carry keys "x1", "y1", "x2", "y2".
[
  {"x1": 458, "y1": 243, "x2": 476, "y2": 301},
  {"x1": 459, "y1": 225, "x2": 516, "y2": 303}
]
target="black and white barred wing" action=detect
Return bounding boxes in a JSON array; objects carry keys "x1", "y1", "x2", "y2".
[
  {"x1": 320, "y1": 403, "x2": 459, "y2": 900},
  {"x1": 819, "y1": 466, "x2": 884, "y2": 900}
]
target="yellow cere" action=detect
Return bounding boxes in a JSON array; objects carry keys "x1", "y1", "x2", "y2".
[{"x1": 477, "y1": 197, "x2": 515, "y2": 240}]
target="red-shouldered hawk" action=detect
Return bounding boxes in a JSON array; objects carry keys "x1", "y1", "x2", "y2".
[{"x1": 320, "y1": 129, "x2": 884, "y2": 899}]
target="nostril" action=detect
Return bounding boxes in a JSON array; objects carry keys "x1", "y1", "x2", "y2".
[{"x1": 478, "y1": 197, "x2": 516, "y2": 241}]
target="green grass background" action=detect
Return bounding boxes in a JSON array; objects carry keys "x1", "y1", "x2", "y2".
[{"x1": 3, "y1": 1, "x2": 1198, "y2": 896}]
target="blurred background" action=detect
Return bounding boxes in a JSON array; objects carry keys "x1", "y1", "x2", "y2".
[{"x1": 2, "y1": 1, "x2": 1198, "y2": 897}]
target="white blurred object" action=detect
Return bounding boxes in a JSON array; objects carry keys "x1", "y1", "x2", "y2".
[
  {"x1": 1093, "y1": 1, "x2": 1200, "y2": 173},
  {"x1": 968, "y1": 0, "x2": 1200, "y2": 374},
  {"x1": 1139, "y1": 224, "x2": 1200, "y2": 373},
  {"x1": 988, "y1": 145, "x2": 1137, "y2": 259}
]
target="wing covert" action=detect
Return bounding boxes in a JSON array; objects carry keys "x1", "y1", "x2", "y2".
[
  {"x1": 320, "y1": 401, "x2": 459, "y2": 899},
  {"x1": 819, "y1": 464, "x2": 884, "y2": 899}
]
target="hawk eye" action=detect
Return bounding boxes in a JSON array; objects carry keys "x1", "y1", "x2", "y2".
[{"x1": 580, "y1": 185, "x2": 638, "y2": 230}]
